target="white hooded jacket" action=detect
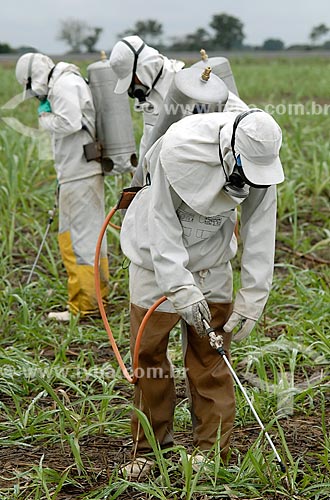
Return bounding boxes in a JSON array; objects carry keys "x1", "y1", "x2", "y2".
[
  {"x1": 138, "y1": 56, "x2": 185, "y2": 159},
  {"x1": 39, "y1": 62, "x2": 102, "y2": 184},
  {"x1": 120, "y1": 112, "x2": 280, "y2": 321}
]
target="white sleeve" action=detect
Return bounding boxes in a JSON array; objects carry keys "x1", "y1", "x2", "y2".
[
  {"x1": 224, "y1": 91, "x2": 249, "y2": 113},
  {"x1": 148, "y1": 158, "x2": 205, "y2": 310},
  {"x1": 234, "y1": 185, "x2": 277, "y2": 320},
  {"x1": 39, "y1": 80, "x2": 83, "y2": 137}
]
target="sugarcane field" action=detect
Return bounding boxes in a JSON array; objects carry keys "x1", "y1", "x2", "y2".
[{"x1": 0, "y1": 5, "x2": 330, "y2": 500}]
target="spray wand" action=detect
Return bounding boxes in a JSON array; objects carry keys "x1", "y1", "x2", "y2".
[
  {"x1": 202, "y1": 318, "x2": 286, "y2": 472},
  {"x1": 26, "y1": 187, "x2": 58, "y2": 285}
]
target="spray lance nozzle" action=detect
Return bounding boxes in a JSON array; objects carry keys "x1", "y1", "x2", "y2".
[
  {"x1": 48, "y1": 208, "x2": 55, "y2": 220},
  {"x1": 202, "y1": 318, "x2": 225, "y2": 353}
]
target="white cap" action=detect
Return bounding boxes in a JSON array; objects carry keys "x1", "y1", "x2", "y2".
[
  {"x1": 109, "y1": 36, "x2": 145, "y2": 94},
  {"x1": 235, "y1": 111, "x2": 284, "y2": 185}
]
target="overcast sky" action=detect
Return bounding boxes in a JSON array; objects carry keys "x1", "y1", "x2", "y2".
[{"x1": 1, "y1": 0, "x2": 330, "y2": 54}]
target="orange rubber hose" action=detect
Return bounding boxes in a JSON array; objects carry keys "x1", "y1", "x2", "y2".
[
  {"x1": 109, "y1": 221, "x2": 121, "y2": 230},
  {"x1": 94, "y1": 206, "x2": 167, "y2": 384},
  {"x1": 132, "y1": 295, "x2": 167, "y2": 382},
  {"x1": 94, "y1": 207, "x2": 134, "y2": 381}
]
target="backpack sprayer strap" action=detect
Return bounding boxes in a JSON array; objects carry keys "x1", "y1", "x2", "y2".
[
  {"x1": 82, "y1": 115, "x2": 103, "y2": 163},
  {"x1": 116, "y1": 186, "x2": 144, "y2": 210}
]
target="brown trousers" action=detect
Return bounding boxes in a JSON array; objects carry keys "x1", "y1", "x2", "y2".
[{"x1": 130, "y1": 301, "x2": 235, "y2": 460}]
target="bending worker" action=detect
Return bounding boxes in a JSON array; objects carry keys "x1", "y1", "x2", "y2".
[
  {"x1": 119, "y1": 108, "x2": 284, "y2": 478},
  {"x1": 15, "y1": 53, "x2": 109, "y2": 321}
]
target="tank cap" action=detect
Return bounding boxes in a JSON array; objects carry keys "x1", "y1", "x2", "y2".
[
  {"x1": 200, "y1": 48, "x2": 208, "y2": 61},
  {"x1": 201, "y1": 66, "x2": 212, "y2": 82}
]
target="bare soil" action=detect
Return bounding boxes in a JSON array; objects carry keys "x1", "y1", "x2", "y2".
[{"x1": 0, "y1": 375, "x2": 329, "y2": 500}]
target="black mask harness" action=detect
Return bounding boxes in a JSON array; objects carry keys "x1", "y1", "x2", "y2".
[
  {"x1": 120, "y1": 39, "x2": 163, "y2": 103},
  {"x1": 218, "y1": 109, "x2": 271, "y2": 191}
]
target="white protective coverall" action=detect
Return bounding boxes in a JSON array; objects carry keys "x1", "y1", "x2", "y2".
[
  {"x1": 109, "y1": 36, "x2": 184, "y2": 162},
  {"x1": 120, "y1": 110, "x2": 283, "y2": 457},
  {"x1": 16, "y1": 53, "x2": 109, "y2": 315}
]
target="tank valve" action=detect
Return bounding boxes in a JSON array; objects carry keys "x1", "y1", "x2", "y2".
[
  {"x1": 100, "y1": 50, "x2": 107, "y2": 61},
  {"x1": 201, "y1": 66, "x2": 212, "y2": 82},
  {"x1": 200, "y1": 48, "x2": 208, "y2": 61}
]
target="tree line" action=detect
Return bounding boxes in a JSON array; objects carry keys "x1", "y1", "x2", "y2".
[{"x1": 1, "y1": 14, "x2": 330, "y2": 54}]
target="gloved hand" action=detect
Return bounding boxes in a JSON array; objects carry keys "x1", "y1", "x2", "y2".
[
  {"x1": 223, "y1": 312, "x2": 256, "y2": 342},
  {"x1": 38, "y1": 99, "x2": 51, "y2": 115},
  {"x1": 177, "y1": 299, "x2": 211, "y2": 337}
]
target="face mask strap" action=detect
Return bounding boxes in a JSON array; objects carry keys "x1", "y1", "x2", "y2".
[
  {"x1": 121, "y1": 39, "x2": 145, "y2": 98},
  {"x1": 219, "y1": 117, "x2": 269, "y2": 192},
  {"x1": 218, "y1": 125, "x2": 229, "y2": 182},
  {"x1": 231, "y1": 109, "x2": 262, "y2": 161},
  {"x1": 47, "y1": 65, "x2": 56, "y2": 83},
  {"x1": 231, "y1": 109, "x2": 271, "y2": 189},
  {"x1": 218, "y1": 126, "x2": 244, "y2": 188},
  {"x1": 146, "y1": 64, "x2": 163, "y2": 96},
  {"x1": 121, "y1": 39, "x2": 163, "y2": 101},
  {"x1": 25, "y1": 53, "x2": 35, "y2": 93}
]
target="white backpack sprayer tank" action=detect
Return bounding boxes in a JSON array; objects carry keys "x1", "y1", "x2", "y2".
[
  {"x1": 145, "y1": 65, "x2": 229, "y2": 155},
  {"x1": 191, "y1": 49, "x2": 239, "y2": 96},
  {"x1": 87, "y1": 52, "x2": 138, "y2": 175}
]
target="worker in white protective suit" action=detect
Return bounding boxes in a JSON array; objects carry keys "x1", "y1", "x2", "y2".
[
  {"x1": 109, "y1": 36, "x2": 185, "y2": 169},
  {"x1": 15, "y1": 53, "x2": 109, "y2": 321},
  {"x1": 119, "y1": 108, "x2": 284, "y2": 479}
]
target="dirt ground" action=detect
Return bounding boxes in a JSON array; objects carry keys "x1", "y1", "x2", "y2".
[
  {"x1": 0, "y1": 337, "x2": 329, "y2": 499},
  {"x1": 0, "y1": 378, "x2": 329, "y2": 500}
]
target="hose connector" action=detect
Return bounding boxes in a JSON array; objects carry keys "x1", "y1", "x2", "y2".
[
  {"x1": 201, "y1": 66, "x2": 212, "y2": 82},
  {"x1": 200, "y1": 48, "x2": 208, "y2": 61}
]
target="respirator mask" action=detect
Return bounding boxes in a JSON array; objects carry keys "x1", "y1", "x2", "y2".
[
  {"x1": 129, "y1": 83, "x2": 154, "y2": 112},
  {"x1": 224, "y1": 158, "x2": 250, "y2": 198}
]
